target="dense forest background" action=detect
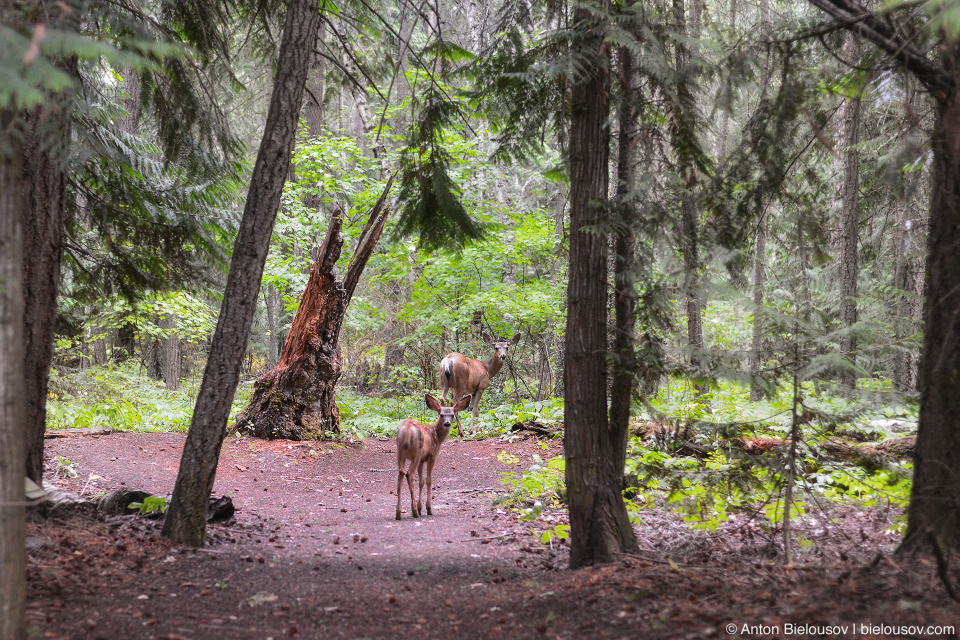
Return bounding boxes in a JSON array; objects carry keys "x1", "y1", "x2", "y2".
[{"x1": 6, "y1": 0, "x2": 960, "y2": 631}]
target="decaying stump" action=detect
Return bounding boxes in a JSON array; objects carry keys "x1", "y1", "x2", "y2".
[{"x1": 235, "y1": 178, "x2": 393, "y2": 440}]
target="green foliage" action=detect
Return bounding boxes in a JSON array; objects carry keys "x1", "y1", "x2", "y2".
[
  {"x1": 498, "y1": 454, "x2": 565, "y2": 506},
  {"x1": 394, "y1": 86, "x2": 485, "y2": 252},
  {"x1": 53, "y1": 455, "x2": 78, "y2": 479},
  {"x1": 337, "y1": 390, "x2": 423, "y2": 439},
  {"x1": 128, "y1": 495, "x2": 170, "y2": 516},
  {"x1": 45, "y1": 363, "x2": 253, "y2": 433}
]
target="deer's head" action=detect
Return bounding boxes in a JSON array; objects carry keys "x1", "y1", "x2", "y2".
[
  {"x1": 483, "y1": 332, "x2": 521, "y2": 363},
  {"x1": 425, "y1": 393, "x2": 472, "y2": 429}
]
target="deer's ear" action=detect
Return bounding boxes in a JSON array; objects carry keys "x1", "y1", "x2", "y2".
[
  {"x1": 454, "y1": 394, "x2": 472, "y2": 412},
  {"x1": 425, "y1": 394, "x2": 441, "y2": 412},
  {"x1": 482, "y1": 332, "x2": 493, "y2": 344},
  {"x1": 510, "y1": 333, "x2": 521, "y2": 345}
]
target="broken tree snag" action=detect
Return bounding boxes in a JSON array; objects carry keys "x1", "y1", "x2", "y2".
[{"x1": 235, "y1": 178, "x2": 394, "y2": 440}]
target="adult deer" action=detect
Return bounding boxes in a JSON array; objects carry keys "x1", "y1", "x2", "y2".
[
  {"x1": 440, "y1": 333, "x2": 521, "y2": 435},
  {"x1": 396, "y1": 393, "x2": 471, "y2": 520}
]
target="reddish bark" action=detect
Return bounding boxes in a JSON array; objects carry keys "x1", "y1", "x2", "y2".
[{"x1": 236, "y1": 180, "x2": 393, "y2": 440}]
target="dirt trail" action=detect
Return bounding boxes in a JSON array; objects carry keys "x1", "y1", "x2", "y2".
[
  {"x1": 27, "y1": 432, "x2": 960, "y2": 640},
  {"x1": 45, "y1": 432, "x2": 557, "y2": 561}
]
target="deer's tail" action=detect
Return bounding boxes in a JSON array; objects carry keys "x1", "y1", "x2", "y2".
[{"x1": 439, "y1": 356, "x2": 455, "y2": 385}]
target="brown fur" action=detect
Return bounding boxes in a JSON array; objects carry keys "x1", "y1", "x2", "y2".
[
  {"x1": 439, "y1": 333, "x2": 520, "y2": 435},
  {"x1": 395, "y1": 393, "x2": 471, "y2": 520}
]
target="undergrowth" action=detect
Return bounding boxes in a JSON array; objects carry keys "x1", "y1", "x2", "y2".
[
  {"x1": 498, "y1": 376, "x2": 916, "y2": 548},
  {"x1": 46, "y1": 363, "x2": 253, "y2": 433},
  {"x1": 338, "y1": 388, "x2": 563, "y2": 439}
]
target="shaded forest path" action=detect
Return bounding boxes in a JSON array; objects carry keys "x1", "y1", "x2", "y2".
[{"x1": 27, "y1": 432, "x2": 960, "y2": 639}]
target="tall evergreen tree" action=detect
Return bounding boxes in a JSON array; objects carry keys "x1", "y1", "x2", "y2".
[
  {"x1": 808, "y1": 0, "x2": 960, "y2": 554},
  {"x1": 564, "y1": 0, "x2": 639, "y2": 568}
]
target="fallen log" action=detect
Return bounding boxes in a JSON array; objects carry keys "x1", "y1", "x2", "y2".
[
  {"x1": 44, "y1": 427, "x2": 112, "y2": 438},
  {"x1": 510, "y1": 421, "x2": 562, "y2": 436}
]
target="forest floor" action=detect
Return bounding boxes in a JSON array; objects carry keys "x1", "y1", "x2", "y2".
[{"x1": 27, "y1": 431, "x2": 960, "y2": 639}]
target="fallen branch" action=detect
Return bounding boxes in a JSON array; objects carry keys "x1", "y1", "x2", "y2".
[{"x1": 44, "y1": 427, "x2": 112, "y2": 438}]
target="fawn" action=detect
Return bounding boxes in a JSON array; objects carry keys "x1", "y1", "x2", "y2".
[{"x1": 395, "y1": 393, "x2": 471, "y2": 520}]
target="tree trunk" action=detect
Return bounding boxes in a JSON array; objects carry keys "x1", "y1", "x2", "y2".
[
  {"x1": 749, "y1": 211, "x2": 768, "y2": 400},
  {"x1": 564, "y1": 0, "x2": 638, "y2": 569},
  {"x1": 145, "y1": 315, "x2": 163, "y2": 380},
  {"x1": 838, "y1": 34, "x2": 861, "y2": 389},
  {"x1": 92, "y1": 332, "x2": 108, "y2": 366},
  {"x1": 304, "y1": 21, "x2": 326, "y2": 137},
  {"x1": 0, "y1": 109, "x2": 27, "y2": 640},
  {"x1": 115, "y1": 322, "x2": 136, "y2": 361},
  {"x1": 161, "y1": 314, "x2": 181, "y2": 391},
  {"x1": 235, "y1": 180, "x2": 393, "y2": 439},
  {"x1": 264, "y1": 287, "x2": 280, "y2": 370},
  {"x1": 893, "y1": 180, "x2": 925, "y2": 392},
  {"x1": 22, "y1": 103, "x2": 69, "y2": 485},
  {"x1": 672, "y1": 0, "x2": 706, "y2": 394},
  {"x1": 749, "y1": 0, "x2": 772, "y2": 402},
  {"x1": 607, "y1": 34, "x2": 642, "y2": 563},
  {"x1": 161, "y1": 0, "x2": 321, "y2": 548},
  {"x1": 900, "y1": 85, "x2": 960, "y2": 554},
  {"x1": 610, "y1": 37, "x2": 641, "y2": 457}
]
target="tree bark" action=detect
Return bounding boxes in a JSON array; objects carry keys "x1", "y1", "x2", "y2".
[
  {"x1": 892, "y1": 205, "x2": 923, "y2": 392},
  {"x1": 804, "y1": 0, "x2": 960, "y2": 557},
  {"x1": 161, "y1": 314, "x2": 181, "y2": 391},
  {"x1": 900, "y1": 82, "x2": 960, "y2": 553},
  {"x1": 236, "y1": 180, "x2": 393, "y2": 439},
  {"x1": 564, "y1": 0, "x2": 639, "y2": 569},
  {"x1": 672, "y1": 0, "x2": 706, "y2": 394},
  {"x1": 263, "y1": 287, "x2": 280, "y2": 370},
  {"x1": 304, "y1": 21, "x2": 326, "y2": 137},
  {"x1": 162, "y1": 0, "x2": 321, "y2": 547},
  {"x1": 22, "y1": 103, "x2": 69, "y2": 485},
  {"x1": 838, "y1": 34, "x2": 861, "y2": 389},
  {"x1": 609, "y1": 38, "x2": 641, "y2": 466},
  {"x1": 0, "y1": 109, "x2": 27, "y2": 640}
]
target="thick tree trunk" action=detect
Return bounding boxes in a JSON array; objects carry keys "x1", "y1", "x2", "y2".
[
  {"x1": 236, "y1": 180, "x2": 392, "y2": 439},
  {"x1": 564, "y1": 0, "x2": 638, "y2": 569},
  {"x1": 899, "y1": 88, "x2": 960, "y2": 554},
  {"x1": 609, "y1": 39, "x2": 641, "y2": 462},
  {"x1": 839, "y1": 34, "x2": 861, "y2": 389},
  {"x1": 1, "y1": 110, "x2": 27, "y2": 640},
  {"x1": 22, "y1": 105, "x2": 69, "y2": 484},
  {"x1": 161, "y1": 0, "x2": 321, "y2": 547},
  {"x1": 236, "y1": 219, "x2": 345, "y2": 438}
]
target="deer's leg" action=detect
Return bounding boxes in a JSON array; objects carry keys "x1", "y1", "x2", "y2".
[
  {"x1": 405, "y1": 458, "x2": 419, "y2": 518},
  {"x1": 470, "y1": 390, "x2": 483, "y2": 435},
  {"x1": 453, "y1": 394, "x2": 464, "y2": 436},
  {"x1": 416, "y1": 460, "x2": 426, "y2": 515},
  {"x1": 396, "y1": 463, "x2": 405, "y2": 520},
  {"x1": 425, "y1": 457, "x2": 437, "y2": 515}
]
